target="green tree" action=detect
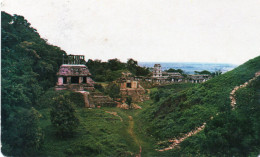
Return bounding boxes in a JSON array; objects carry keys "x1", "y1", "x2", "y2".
[
  {"x1": 50, "y1": 95, "x2": 79, "y2": 137},
  {"x1": 166, "y1": 68, "x2": 184, "y2": 74},
  {"x1": 135, "y1": 66, "x2": 150, "y2": 76},
  {"x1": 126, "y1": 96, "x2": 132, "y2": 105},
  {"x1": 194, "y1": 70, "x2": 211, "y2": 75},
  {"x1": 211, "y1": 70, "x2": 222, "y2": 77},
  {"x1": 1, "y1": 107, "x2": 44, "y2": 156},
  {"x1": 105, "y1": 83, "x2": 121, "y2": 99},
  {"x1": 86, "y1": 58, "x2": 150, "y2": 82},
  {"x1": 94, "y1": 83, "x2": 105, "y2": 93},
  {"x1": 127, "y1": 58, "x2": 138, "y2": 74},
  {"x1": 108, "y1": 58, "x2": 125, "y2": 71}
]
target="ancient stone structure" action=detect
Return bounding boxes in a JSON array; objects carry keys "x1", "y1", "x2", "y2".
[
  {"x1": 152, "y1": 64, "x2": 162, "y2": 78},
  {"x1": 151, "y1": 64, "x2": 211, "y2": 84},
  {"x1": 55, "y1": 55, "x2": 95, "y2": 91},
  {"x1": 64, "y1": 54, "x2": 86, "y2": 64},
  {"x1": 116, "y1": 77, "x2": 149, "y2": 102},
  {"x1": 187, "y1": 74, "x2": 211, "y2": 83},
  {"x1": 55, "y1": 64, "x2": 95, "y2": 91},
  {"x1": 76, "y1": 91, "x2": 92, "y2": 108},
  {"x1": 152, "y1": 64, "x2": 184, "y2": 83},
  {"x1": 164, "y1": 72, "x2": 184, "y2": 82},
  {"x1": 89, "y1": 92, "x2": 117, "y2": 107},
  {"x1": 119, "y1": 78, "x2": 140, "y2": 89},
  {"x1": 55, "y1": 55, "x2": 121, "y2": 108}
]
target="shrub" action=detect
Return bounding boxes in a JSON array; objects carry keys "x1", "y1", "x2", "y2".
[
  {"x1": 126, "y1": 96, "x2": 132, "y2": 105},
  {"x1": 105, "y1": 83, "x2": 121, "y2": 99},
  {"x1": 94, "y1": 83, "x2": 105, "y2": 93},
  {"x1": 50, "y1": 95, "x2": 79, "y2": 137},
  {"x1": 1, "y1": 107, "x2": 44, "y2": 156}
]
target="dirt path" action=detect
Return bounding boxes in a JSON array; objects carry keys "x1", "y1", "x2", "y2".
[
  {"x1": 128, "y1": 116, "x2": 142, "y2": 157},
  {"x1": 157, "y1": 73, "x2": 260, "y2": 152},
  {"x1": 105, "y1": 111, "x2": 123, "y2": 122}
]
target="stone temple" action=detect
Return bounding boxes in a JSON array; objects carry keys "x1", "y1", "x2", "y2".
[
  {"x1": 55, "y1": 55, "x2": 95, "y2": 91},
  {"x1": 116, "y1": 72, "x2": 149, "y2": 103},
  {"x1": 55, "y1": 55, "x2": 115, "y2": 108}
]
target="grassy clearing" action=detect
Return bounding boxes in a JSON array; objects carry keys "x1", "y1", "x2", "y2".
[
  {"x1": 36, "y1": 87, "x2": 165, "y2": 156},
  {"x1": 37, "y1": 107, "x2": 140, "y2": 156}
]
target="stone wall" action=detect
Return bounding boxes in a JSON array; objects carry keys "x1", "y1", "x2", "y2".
[
  {"x1": 55, "y1": 84, "x2": 95, "y2": 91},
  {"x1": 120, "y1": 88, "x2": 149, "y2": 102},
  {"x1": 120, "y1": 80, "x2": 139, "y2": 89},
  {"x1": 88, "y1": 92, "x2": 117, "y2": 107}
]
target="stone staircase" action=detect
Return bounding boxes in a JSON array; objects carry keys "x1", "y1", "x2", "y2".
[
  {"x1": 76, "y1": 91, "x2": 93, "y2": 108},
  {"x1": 120, "y1": 88, "x2": 149, "y2": 102},
  {"x1": 89, "y1": 92, "x2": 117, "y2": 107}
]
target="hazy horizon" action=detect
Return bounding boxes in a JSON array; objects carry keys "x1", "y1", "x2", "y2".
[{"x1": 139, "y1": 61, "x2": 238, "y2": 65}]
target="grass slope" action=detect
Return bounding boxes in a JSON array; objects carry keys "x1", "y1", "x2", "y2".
[
  {"x1": 36, "y1": 90, "x2": 161, "y2": 157},
  {"x1": 140, "y1": 56, "x2": 260, "y2": 156},
  {"x1": 37, "y1": 105, "x2": 138, "y2": 156}
]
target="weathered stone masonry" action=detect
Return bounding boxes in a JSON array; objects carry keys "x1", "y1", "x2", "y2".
[{"x1": 55, "y1": 64, "x2": 95, "y2": 91}]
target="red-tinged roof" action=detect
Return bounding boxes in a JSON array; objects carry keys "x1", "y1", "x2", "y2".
[{"x1": 57, "y1": 64, "x2": 91, "y2": 76}]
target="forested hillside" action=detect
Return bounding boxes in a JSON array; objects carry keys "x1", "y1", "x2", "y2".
[
  {"x1": 141, "y1": 56, "x2": 260, "y2": 156},
  {"x1": 1, "y1": 11, "x2": 66, "y2": 156}
]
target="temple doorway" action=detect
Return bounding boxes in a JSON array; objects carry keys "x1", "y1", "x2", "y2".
[{"x1": 71, "y1": 76, "x2": 79, "y2": 84}]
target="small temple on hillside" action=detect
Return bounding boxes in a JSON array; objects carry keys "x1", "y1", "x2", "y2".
[
  {"x1": 116, "y1": 72, "x2": 149, "y2": 103},
  {"x1": 55, "y1": 55, "x2": 95, "y2": 91}
]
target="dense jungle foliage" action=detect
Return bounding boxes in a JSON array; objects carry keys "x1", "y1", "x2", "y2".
[
  {"x1": 1, "y1": 11, "x2": 66, "y2": 156},
  {"x1": 86, "y1": 58, "x2": 151, "y2": 82},
  {"x1": 140, "y1": 56, "x2": 260, "y2": 156}
]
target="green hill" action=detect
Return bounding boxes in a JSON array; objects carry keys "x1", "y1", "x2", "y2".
[{"x1": 140, "y1": 56, "x2": 260, "y2": 156}]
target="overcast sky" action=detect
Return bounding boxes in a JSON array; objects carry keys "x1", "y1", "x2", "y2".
[{"x1": 2, "y1": 0, "x2": 260, "y2": 64}]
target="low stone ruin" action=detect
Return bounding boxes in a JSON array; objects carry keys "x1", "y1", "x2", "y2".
[{"x1": 116, "y1": 77, "x2": 150, "y2": 103}]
